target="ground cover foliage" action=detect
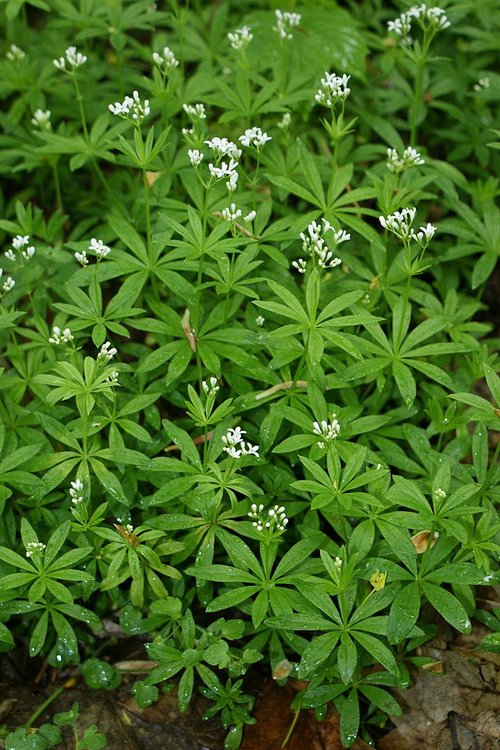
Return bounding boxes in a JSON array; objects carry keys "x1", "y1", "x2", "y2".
[{"x1": 0, "y1": 0, "x2": 499, "y2": 747}]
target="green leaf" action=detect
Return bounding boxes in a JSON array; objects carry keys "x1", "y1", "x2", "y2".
[
  {"x1": 340, "y1": 689, "x2": 360, "y2": 748},
  {"x1": 338, "y1": 634, "x2": 358, "y2": 684},
  {"x1": 29, "y1": 610, "x2": 49, "y2": 656},
  {"x1": 162, "y1": 420, "x2": 201, "y2": 469},
  {"x1": 422, "y1": 582, "x2": 472, "y2": 633},
  {"x1": 387, "y1": 582, "x2": 420, "y2": 644},
  {"x1": 359, "y1": 685, "x2": 402, "y2": 716},
  {"x1": 298, "y1": 630, "x2": 341, "y2": 678},
  {"x1": 0, "y1": 621, "x2": 14, "y2": 651}
]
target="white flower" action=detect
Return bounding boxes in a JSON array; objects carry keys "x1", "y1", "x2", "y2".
[
  {"x1": 222, "y1": 426, "x2": 259, "y2": 459},
  {"x1": 74, "y1": 250, "x2": 89, "y2": 266},
  {"x1": 315, "y1": 71, "x2": 351, "y2": 107},
  {"x1": 249, "y1": 503, "x2": 288, "y2": 532},
  {"x1": 386, "y1": 146, "x2": 425, "y2": 173},
  {"x1": 109, "y1": 90, "x2": 150, "y2": 124},
  {"x1": 379, "y1": 207, "x2": 417, "y2": 240},
  {"x1": 2, "y1": 276, "x2": 15, "y2": 293},
  {"x1": 89, "y1": 238, "x2": 111, "y2": 258},
  {"x1": 473, "y1": 77, "x2": 490, "y2": 91},
  {"x1": 298, "y1": 218, "x2": 348, "y2": 271},
  {"x1": 313, "y1": 418, "x2": 340, "y2": 447},
  {"x1": 277, "y1": 112, "x2": 291, "y2": 130},
  {"x1": 22, "y1": 246, "x2": 35, "y2": 261},
  {"x1": 97, "y1": 341, "x2": 117, "y2": 364},
  {"x1": 6, "y1": 44, "x2": 25, "y2": 61},
  {"x1": 25, "y1": 541, "x2": 46, "y2": 558},
  {"x1": 292, "y1": 258, "x2": 307, "y2": 274},
  {"x1": 433, "y1": 487, "x2": 447, "y2": 502},
  {"x1": 183, "y1": 102, "x2": 206, "y2": 120},
  {"x1": 202, "y1": 376, "x2": 220, "y2": 395},
  {"x1": 53, "y1": 46, "x2": 87, "y2": 71},
  {"x1": 410, "y1": 222, "x2": 437, "y2": 245},
  {"x1": 31, "y1": 109, "x2": 51, "y2": 130},
  {"x1": 49, "y1": 326, "x2": 74, "y2": 344},
  {"x1": 107, "y1": 370, "x2": 119, "y2": 385},
  {"x1": 208, "y1": 158, "x2": 239, "y2": 180},
  {"x1": 256, "y1": 315, "x2": 265, "y2": 327},
  {"x1": 273, "y1": 9, "x2": 301, "y2": 40},
  {"x1": 5, "y1": 234, "x2": 36, "y2": 263},
  {"x1": 221, "y1": 203, "x2": 242, "y2": 221},
  {"x1": 152, "y1": 46, "x2": 179, "y2": 72},
  {"x1": 12, "y1": 235, "x2": 29, "y2": 250},
  {"x1": 244, "y1": 211, "x2": 256, "y2": 223},
  {"x1": 387, "y1": 5, "x2": 450, "y2": 40},
  {"x1": 70, "y1": 478, "x2": 84, "y2": 504},
  {"x1": 226, "y1": 171, "x2": 239, "y2": 193},
  {"x1": 188, "y1": 149, "x2": 204, "y2": 167},
  {"x1": 228, "y1": 26, "x2": 253, "y2": 51},
  {"x1": 239, "y1": 127, "x2": 272, "y2": 150},
  {"x1": 205, "y1": 137, "x2": 241, "y2": 159}
]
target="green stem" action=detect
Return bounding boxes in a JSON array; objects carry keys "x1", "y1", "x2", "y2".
[
  {"x1": 281, "y1": 708, "x2": 301, "y2": 748},
  {"x1": 26, "y1": 686, "x2": 64, "y2": 728},
  {"x1": 51, "y1": 160, "x2": 63, "y2": 213},
  {"x1": 143, "y1": 169, "x2": 152, "y2": 261},
  {"x1": 73, "y1": 75, "x2": 89, "y2": 143},
  {"x1": 409, "y1": 60, "x2": 425, "y2": 146}
]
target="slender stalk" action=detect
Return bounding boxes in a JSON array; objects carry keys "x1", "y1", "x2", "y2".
[
  {"x1": 51, "y1": 160, "x2": 63, "y2": 213},
  {"x1": 143, "y1": 168, "x2": 152, "y2": 260},
  {"x1": 26, "y1": 686, "x2": 64, "y2": 728},
  {"x1": 281, "y1": 708, "x2": 301, "y2": 748},
  {"x1": 409, "y1": 61, "x2": 425, "y2": 146}
]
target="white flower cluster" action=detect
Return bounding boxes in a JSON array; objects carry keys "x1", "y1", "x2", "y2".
[
  {"x1": 109, "y1": 91, "x2": 150, "y2": 124},
  {"x1": 152, "y1": 46, "x2": 179, "y2": 72},
  {"x1": 228, "y1": 26, "x2": 253, "y2": 51},
  {"x1": 183, "y1": 103, "x2": 206, "y2": 120},
  {"x1": 273, "y1": 9, "x2": 301, "y2": 40},
  {"x1": 256, "y1": 315, "x2": 265, "y2": 327},
  {"x1": 205, "y1": 137, "x2": 241, "y2": 159},
  {"x1": 220, "y1": 204, "x2": 256, "y2": 223},
  {"x1": 89, "y1": 237, "x2": 111, "y2": 259},
  {"x1": 239, "y1": 127, "x2": 272, "y2": 150},
  {"x1": 97, "y1": 341, "x2": 117, "y2": 364},
  {"x1": 7, "y1": 44, "x2": 25, "y2": 61},
  {"x1": 221, "y1": 203, "x2": 242, "y2": 222},
  {"x1": 313, "y1": 418, "x2": 340, "y2": 448},
  {"x1": 222, "y1": 426, "x2": 259, "y2": 459},
  {"x1": 315, "y1": 72, "x2": 351, "y2": 107},
  {"x1": 387, "y1": 5, "x2": 450, "y2": 40},
  {"x1": 5, "y1": 234, "x2": 36, "y2": 263},
  {"x1": 379, "y1": 207, "x2": 436, "y2": 246},
  {"x1": 26, "y1": 541, "x2": 46, "y2": 558},
  {"x1": 31, "y1": 109, "x2": 51, "y2": 130},
  {"x1": 70, "y1": 478, "x2": 84, "y2": 505},
  {"x1": 293, "y1": 218, "x2": 349, "y2": 273},
  {"x1": 0, "y1": 269, "x2": 15, "y2": 294},
  {"x1": 202, "y1": 376, "x2": 219, "y2": 396},
  {"x1": 204, "y1": 137, "x2": 241, "y2": 192},
  {"x1": 53, "y1": 46, "x2": 87, "y2": 71},
  {"x1": 278, "y1": 112, "x2": 291, "y2": 130},
  {"x1": 188, "y1": 149, "x2": 204, "y2": 167},
  {"x1": 434, "y1": 487, "x2": 447, "y2": 502},
  {"x1": 386, "y1": 146, "x2": 425, "y2": 173},
  {"x1": 49, "y1": 326, "x2": 74, "y2": 345},
  {"x1": 474, "y1": 77, "x2": 490, "y2": 92},
  {"x1": 248, "y1": 503, "x2": 289, "y2": 532},
  {"x1": 106, "y1": 370, "x2": 119, "y2": 385}
]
